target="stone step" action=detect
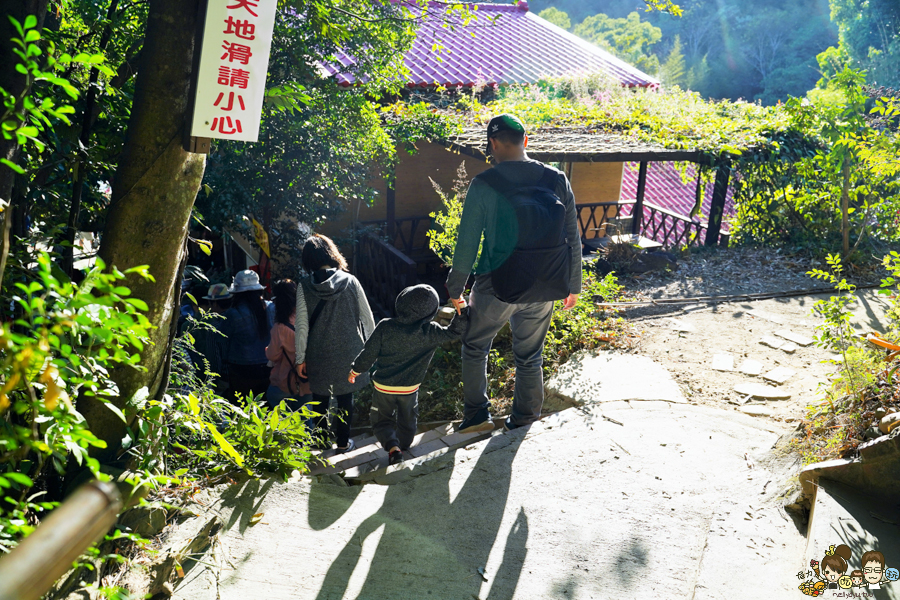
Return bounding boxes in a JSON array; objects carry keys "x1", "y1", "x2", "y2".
[
  {"x1": 802, "y1": 479, "x2": 900, "y2": 598},
  {"x1": 341, "y1": 427, "x2": 501, "y2": 484},
  {"x1": 307, "y1": 424, "x2": 455, "y2": 476}
]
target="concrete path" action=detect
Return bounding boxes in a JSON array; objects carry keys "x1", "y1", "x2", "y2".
[{"x1": 172, "y1": 401, "x2": 807, "y2": 600}]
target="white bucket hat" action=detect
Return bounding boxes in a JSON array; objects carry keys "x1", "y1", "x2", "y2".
[{"x1": 229, "y1": 270, "x2": 265, "y2": 294}]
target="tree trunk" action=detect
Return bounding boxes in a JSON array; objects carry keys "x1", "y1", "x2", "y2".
[
  {"x1": 0, "y1": 0, "x2": 49, "y2": 288},
  {"x1": 86, "y1": 0, "x2": 206, "y2": 460},
  {"x1": 841, "y1": 158, "x2": 850, "y2": 258}
]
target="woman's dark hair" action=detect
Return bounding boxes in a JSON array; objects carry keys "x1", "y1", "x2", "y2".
[
  {"x1": 301, "y1": 234, "x2": 348, "y2": 273},
  {"x1": 822, "y1": 544, "x2": 852, "y2": 575},
  {"x1": 272, "y1": 279, "x2": 297, "y2": 326},
  {"x1": 232, "y1": 290, "x2": 268, "y2": 339}
]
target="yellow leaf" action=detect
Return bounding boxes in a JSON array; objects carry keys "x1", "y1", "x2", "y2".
[
  {"x1": 206, "y1": 423, "x2": 244, "y2": 467},
  {"x1": 176, "y1": 563, "x2": 185, "y2": 578},
  {"x1": 249, "y1": 512, "x2": 264, "y2": 526}
]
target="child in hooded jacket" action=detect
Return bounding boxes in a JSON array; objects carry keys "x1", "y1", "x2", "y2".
[{"x1": 349, "y1": 284, "x2": 468, "y2": 465}]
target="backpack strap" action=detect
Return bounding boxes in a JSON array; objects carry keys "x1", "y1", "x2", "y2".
[
  {"x1": 537, "y1": 167, "x2": 561, "y2": 194},
  {"x1": 477, "y1": 167, "x2": 560, "y2": 196},
  {"x1": 477, "y1": 169, "x2": 515, "y2": 196}
]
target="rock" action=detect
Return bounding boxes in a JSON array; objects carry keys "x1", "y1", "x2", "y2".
[
  {"x1": 760, "y1": 336, "x2": 784, "y2": 349},
  {"x1": 762, "y1": 367, "x2": 795, "y2": 385},
  {"x1": 593, "y1": 257, "x2": 614, "y2": 277},
  {"x1": 738, "y1": 359, "x2": 764, "y2": 376},
  {"x1": 665, "y1": 318, "x2": 696, "y2": 332},
  {"x1": 119, "y1": 505, "x2": 168, "y2": 539},
  {"x1": 878, "y1": 412, "x2": 900, "y2": 434},
  {"x1": 734, "y1": 383, "x2": 792, "y2": 400},
  {"x1": 780, "y1": 342, "x2": 799, "y2": 354},
  {"x1": 639, "y1": 251, "x2": 678, "y2": 272},
  {"x1": 740, "y1": 405, "x2": 774, "y2": 417},
  {"x1": 774, "y1": 329, "x2": 814, "y2": 347},
  {"x1": 864, "y1": 426, "x2": 884, "y2": 441},
  {"x1": 545, "y1": 351, "x2": 687, "y2": 405},
  {"x1": 711, "y1": 353, "x2": 734, "y2": 372},
  {"x1": 875, "y1": 407, "x2": 887, "y2": 420}
]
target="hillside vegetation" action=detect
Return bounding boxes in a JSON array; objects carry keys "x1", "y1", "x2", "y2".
[{"x1": 534, "y1": 0, "x2": 898, "y2": 104}]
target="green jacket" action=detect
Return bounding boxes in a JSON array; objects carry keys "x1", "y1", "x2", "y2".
[{"x1": 445, "y1": 158, "x2": 582, "y2": 299}]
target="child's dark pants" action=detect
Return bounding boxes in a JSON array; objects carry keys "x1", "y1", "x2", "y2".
[{"x1": 371, "y1": 389, "x2": 419, "y2": 451}]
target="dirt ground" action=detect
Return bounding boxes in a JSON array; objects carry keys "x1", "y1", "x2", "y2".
[{"x1": 616, "y1": 247, "x2": 894, "y2": 424}]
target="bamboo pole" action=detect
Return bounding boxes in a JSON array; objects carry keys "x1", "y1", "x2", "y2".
[{"x1": 0, "y1": 481, "x2": 121, "y2": 600}]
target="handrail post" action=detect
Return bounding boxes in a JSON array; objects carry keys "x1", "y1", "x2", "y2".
[
  {"x1": 0, "y1": 481, "x2": 122, "y2": 600},
  {"x1": 632, "y1": 161, "x2": 648, "y2": 236},
  {"x1": 705, "y1": 163, "x2": 730, "y2": 246}
]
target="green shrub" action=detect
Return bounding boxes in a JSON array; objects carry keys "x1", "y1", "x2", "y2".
[{"x1": 0, "y1": 254, "x2": 152, "y2": 552}]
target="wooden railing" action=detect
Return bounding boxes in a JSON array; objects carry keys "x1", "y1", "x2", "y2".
[
  {"x1": 576, "y1": 200, "x2": 632, "y2": 239},
  {"x1": 360, "y1": 216, "x2": 433, "y2": 258},
  {"x1": 640, "y1": 202, "x2": 708, "y2": 247},
  {"x1": 356, "y1": 233, "x2": 418, "y2": 318}
]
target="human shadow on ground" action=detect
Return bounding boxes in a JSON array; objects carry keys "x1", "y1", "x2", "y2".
[
  {"x1": 310, "y1": 430, "x2": 529, "y2": 600},
  {"x1": 217, "y1": 475, "x2": 276, "y2": 534}
]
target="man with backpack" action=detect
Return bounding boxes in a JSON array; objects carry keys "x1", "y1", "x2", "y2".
[{"x1": 447, "y1": 114, "x2": 581, "y2": 434}]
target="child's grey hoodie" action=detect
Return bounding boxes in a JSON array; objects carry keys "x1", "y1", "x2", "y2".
[{"x1": 350, "y1": 285, "x2": 468, "y2": 390}]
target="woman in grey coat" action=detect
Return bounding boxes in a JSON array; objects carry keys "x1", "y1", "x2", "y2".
[{"x1": 295, "y1": 234, "x2": 375, "y2": 453}]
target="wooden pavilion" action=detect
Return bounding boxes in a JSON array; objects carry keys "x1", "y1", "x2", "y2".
[{"x1": 342, "y1": 127, "x2": 731, "y2": 317}]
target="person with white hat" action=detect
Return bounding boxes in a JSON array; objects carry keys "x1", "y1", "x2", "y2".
[{"x1": 223, "y1": 270, "x2": 275, "y2": 401}]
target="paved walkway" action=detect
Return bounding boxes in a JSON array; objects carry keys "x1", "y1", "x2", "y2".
[{"x1": 173, "y1": 396, "x2": 807, "y2": 600}]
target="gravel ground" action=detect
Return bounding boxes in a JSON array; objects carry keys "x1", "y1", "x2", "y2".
[{"x1": 615, "y1": 247, "x2": 893, "y2": 423}]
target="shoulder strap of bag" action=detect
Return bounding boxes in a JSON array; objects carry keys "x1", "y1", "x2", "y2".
[
  {"x1": 478, "y1": 166, "x2": 559, "y2": 197},
  {"x1": 308, "y1": 299, "x2": 326, "y2": 332},
  {"x1": 537, "y1": 166, "x2": 561, "y2": 194}
]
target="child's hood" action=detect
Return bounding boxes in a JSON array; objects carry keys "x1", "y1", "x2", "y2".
[{"x1": 394, "y1": 284, "x2": 439, "y2": 325}]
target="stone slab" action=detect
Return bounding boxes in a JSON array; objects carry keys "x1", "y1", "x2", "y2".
[
  {"x1": 188, "y1": 403, "x2": 801, "y2": 600},
  {"x1": 804, "y1": 480, "x2": 900, "y2": 600},
  {"x1": 711, "y1": 353, "x2": 734, "y2": 372},
  {"x1": 665, "y1": 318, "x2": 696, "y2": 332},
  {"x1": 738, "y1": 359, "x2": 764, "y2": 376},
  {"x1": 746, "y1": 309, "x2": 786, "y2": 325},
  {"x1": 545, "y1": 351, "x2": 687, "y2": 405},
  {"x1": 739, "y1": 405, "x2": 774, "y2": 417},
  {"x1": 734, "y1": 382, "x2": 792, "y2": 400},
  {"x1": 775, "y1": 329, "x2": 814, "y2": 347},
  {"x1": 760, "y1": 336, "x2": 784, "y2": 349},
  {"x1": 761, "y1": 366, "x2": 795, "y2": 385},
  {"x1": 407, "y1": 437, "x2": 448, "y2": 458},
  {"x1": 779, "y1": 342, "x2": 799, "y2": 354}
]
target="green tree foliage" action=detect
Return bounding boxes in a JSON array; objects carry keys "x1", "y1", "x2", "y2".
[
  {"x1": 659, "y1": 35, "x2": 687, "y2": 87},
  {"x1": 198, "y1": 2, "x2": 457, "y2": 275},
  {"x1": 532, "y1": 0, "x2": 838, "y2": 103},
  {"x1": 817, "y1": 0, "x2": 900, "y2": 88},
  {"x1": 538, "y1": 7, "x2": 571, "y2": 30},
  {"x1": 573, "y1": 12, "x2": 662, "y2": 75}
]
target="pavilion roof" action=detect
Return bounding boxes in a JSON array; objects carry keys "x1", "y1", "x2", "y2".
[{"x1": 440, "y1": 127, "x2": 707, "y2": 163}]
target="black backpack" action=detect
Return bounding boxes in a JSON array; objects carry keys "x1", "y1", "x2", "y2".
[{"x1": 478, "y1": 166, "x2": 571, "y2": 304}]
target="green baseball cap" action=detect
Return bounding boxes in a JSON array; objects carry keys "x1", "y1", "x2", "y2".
[{"x1": 485, "y1": 114, "x2": 526, "y2": 155}]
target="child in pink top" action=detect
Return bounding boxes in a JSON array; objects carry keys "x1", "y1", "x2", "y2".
[{"x1": 265, "y1": 280, "x2": 312, "y2": 409}]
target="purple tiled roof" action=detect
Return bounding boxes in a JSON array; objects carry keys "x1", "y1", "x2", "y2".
[
  {"x1": 619, "y1": 161, "x2": 735, "y2": 236},
  {"x1": 319, "y1": 1, "x2": 658, "y2": 88}
]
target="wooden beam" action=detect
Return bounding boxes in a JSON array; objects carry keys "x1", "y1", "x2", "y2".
[
  {"x1": 704, "y1": 164, "x2": 730, "y2": 246},
  {"x1": 386, "y1": 177, "x2": 396, "y2": 240},
  {"x1": 632, "y1": 161, "x2": 648, "y2": 236}
]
